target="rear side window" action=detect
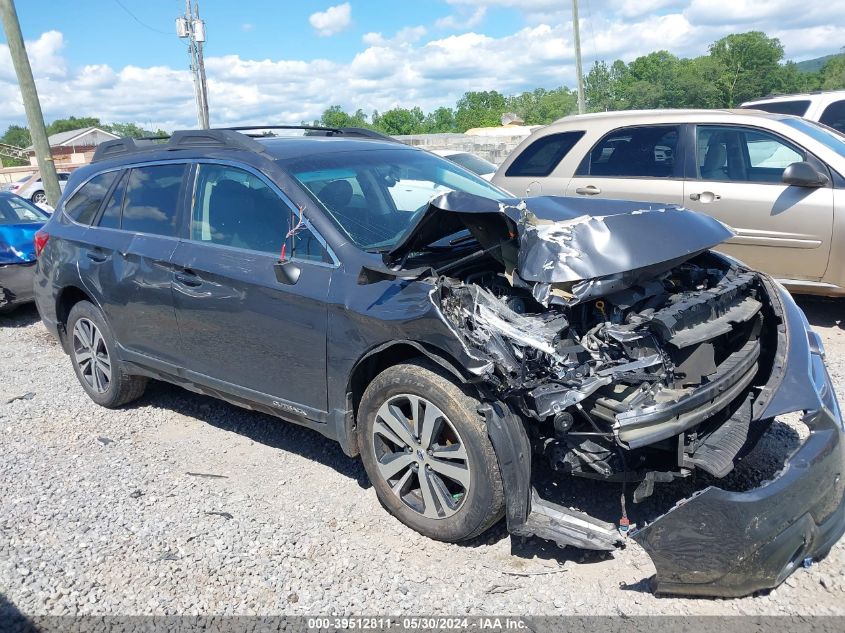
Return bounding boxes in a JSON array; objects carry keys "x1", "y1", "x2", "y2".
[
  {"x1": 64, "y1": 171, "x2": 119, "y2": 224},
  {"x1": 742, "y1": 100, "x2": 811, "y2": 116},
  {"x1": 819, "y1": 100, "x2": 845, "y2": 134},
  {"x1": 121, "y1": 164, "x2": 186, "y2": 237},
  {"x1": 505, "y1": 131, "x2": 585, "y2": 177},
  {"x1": 580, "y1": 125, "x2": 680, "y2": 178},
  {"x1": 98, "y1": 171, "x2": 128, "y2": 230}
]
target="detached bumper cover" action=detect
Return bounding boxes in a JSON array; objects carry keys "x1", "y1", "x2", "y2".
[
  {"x1": 633, "y1": 405, "x2": 845, "y2": 597},
  {"x1": 633, "y1": 284, "x2": 845, "y2": 597}
]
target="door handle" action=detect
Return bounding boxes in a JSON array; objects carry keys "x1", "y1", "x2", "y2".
[
  {"x1": 86, "y1": 249, "x2": 107, "y2": 263},
  {"x1": 689, "y1": 191, "x2": 721, "y2": 203},
  {"x1": 575, "y1": 185, "x2": 601, "y2": 196},
  {"x1": 174, "y1": 270, "x2": 202, "y2": 287}
]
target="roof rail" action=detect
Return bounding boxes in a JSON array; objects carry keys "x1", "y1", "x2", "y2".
[
  {"x1": 91, "y1": 125, "x2": 399, "y2": 163},
  {"x1": 222, "y1": 124, "x2": 399, "y2": 142},
  {"x1": 91, "y1": 129, "x2": 272, "y2": 163}
]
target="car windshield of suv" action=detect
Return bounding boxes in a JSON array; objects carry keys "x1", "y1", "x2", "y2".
[
  {"x1": 282, "y1": 148, "x2": 508, "y2": 250},
  {"x1": 781, "y1": 117, "x2": 845, "y2": 158},
  {"x1": 0, "y1": 195, "x2": 49, "y2": 224}
]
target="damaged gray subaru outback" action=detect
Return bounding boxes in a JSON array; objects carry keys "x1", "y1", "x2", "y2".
[{"x1": 34, "y1": 128, "x2": 844, "y2": 598}]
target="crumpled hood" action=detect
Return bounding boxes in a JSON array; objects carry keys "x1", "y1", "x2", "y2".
[
  {"x1": 388, "y1": 192, "x2": 735, "y2": 291},
  {"x1": 0, "y1": 222, "x2": 43, "y2": 265}
]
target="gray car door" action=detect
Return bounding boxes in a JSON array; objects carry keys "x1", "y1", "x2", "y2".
[
  {"x1": 169, "y1": 162, "x2": 333, "y2": 419},
  {"x1": 78, "y1": 163, "x2": 187, "y2": 365}
]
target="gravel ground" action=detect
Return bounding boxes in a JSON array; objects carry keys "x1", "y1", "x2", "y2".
[{"x1": 1, "y1": 297, "x2": 844, "y2": 616}]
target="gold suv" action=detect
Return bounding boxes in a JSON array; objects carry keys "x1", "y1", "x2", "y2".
[{"x1": 493, "y1": 109, "x2": 845, "y2": 297}]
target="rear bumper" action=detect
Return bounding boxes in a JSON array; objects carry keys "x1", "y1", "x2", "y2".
[
  {"x1": 633, "y1": 403, "x2": 845, "y2": 597},
  {"x1": 0, "y1": 262, "x2": 35, "y2": 310}
]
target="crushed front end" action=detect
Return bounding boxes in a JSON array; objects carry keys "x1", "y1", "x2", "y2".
[{"x1": 397, "y1": 192, "x2": 845, "y2": 597}]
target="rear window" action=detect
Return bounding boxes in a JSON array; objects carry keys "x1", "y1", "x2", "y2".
[
  {"x1": 742, "y1": 100, "x2": 811, "y2": 116},
  {"x1": 0, "y1": 195, "x2": 49, "y2": 224},
  {"x1": 505, "y1": 131, "x2": 585, "y2": 178},
  {"x1": 120, "y1": 164, "x2": 185, "y2": 237},
  {"x1": 64, "y1": 171, "x2": 119, "y2": 224}
]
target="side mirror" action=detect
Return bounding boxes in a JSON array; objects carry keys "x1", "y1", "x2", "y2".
[
  {"x1": 274, "y1": 260, "x2": 301, "y2": 285},
  {"x1": 782, "y1": 161, "x2": 829, "y2": 188}
]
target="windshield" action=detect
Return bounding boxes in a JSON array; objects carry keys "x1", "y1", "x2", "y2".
[
  {"x1": 781, "y1": 118, "x2": 845, "y2": 158},
  {"x1": 282, "y1": 148, "x2": 508, "y2": 250},
  {"x1": 445, "y1": 152, "x2": 497, "y2": 176},
  {"x1": 0, "y1": 195, "x2": 49, "y2": 224}
]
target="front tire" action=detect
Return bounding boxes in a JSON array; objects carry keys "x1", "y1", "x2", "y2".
[
  {"x1": 67, "y1": 301, "x2": 147, "y2": 408},
  {"x1": 358, "y1": 361, "x2": 504, "y2": 542}
]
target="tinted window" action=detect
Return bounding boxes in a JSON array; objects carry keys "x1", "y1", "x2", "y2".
[
  {"x1": 284, "y1": 148, "x2": 506, "y2": 250},
  {"x1": 505, "y1": 131, "x2": 585, "y2": 177},
  {"x1": 696, "y1": 125, "x2": 804, "y2": 183},
  {"x1": 742, "y1": 100, "x2": 811, "y2": 116},
  {"x1": 446, "y1": 152, "x2": 496, "y2": 176},
  {"x1": 64, "y1": 171, "x2": 119, "y2": 224},
  {"x1": 581, "y1": 126, "x2": 679, "y2": 178},
  {"x1": 0, "y1": 195, "x2": 49, "y2": 224},
  {"x1": 58, "y1": 173, "x2": 70, "y2": 181},
  {"x1": 820, "y1": 100, "x2": 845, "y2": 134},
  {"x1": 121, "y1": 164, "x2": 185, "y2": 237},
  {"x1": 98, "y1": 171, "x2": 128, "y2": 229},
  {"x1": 191, "y1": 164, "x2": 328, "y2": 262}
]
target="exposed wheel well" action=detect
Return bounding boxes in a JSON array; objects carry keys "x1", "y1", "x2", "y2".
[{"x1": 56, "y1": 286, "x2": 94, "y2": 344}]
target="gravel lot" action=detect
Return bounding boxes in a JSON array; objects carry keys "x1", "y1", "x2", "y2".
[{"x1": 1, "y1": 297, "x2": 843, "y2": 616}]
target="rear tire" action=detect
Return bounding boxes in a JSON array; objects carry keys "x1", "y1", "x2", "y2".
[
  {"x1": 67, "y1": 301, "x2": 146, "y2": 408},
  {"x1": 31, "y1": 190, "x2": 47, "y2": 205},
  {"x1": 358, "y1": 361, "x2": 504, "y2": 542}
]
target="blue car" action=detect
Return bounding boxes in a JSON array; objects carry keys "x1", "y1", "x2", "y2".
[{"x1": 0, "y1": 191, "x2": 49, "y2": 313}]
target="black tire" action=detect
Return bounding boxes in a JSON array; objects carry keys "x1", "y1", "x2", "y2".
[
  {"x1": 30, "y1": 190, "x2": 47, "y2": 205},
  {"x1": 358, "y1": 360, "x2": 504, "y2": 542},
  {"x1": 67, "y1": 300, "x2": 147, "y2": 408}
]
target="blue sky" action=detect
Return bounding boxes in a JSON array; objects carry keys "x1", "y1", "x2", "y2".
[{"x1": 1, "y1": 1, "x2": 843, "y2": 130}]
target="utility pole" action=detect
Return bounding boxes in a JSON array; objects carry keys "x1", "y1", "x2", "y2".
[
  {"x1": 571, "y1": 0, "x2": 586, "y2": 114},
  {"x1": 176, "y1": 1, "x2": 209, "y2": 129},
  {"x1": 0, "y1": 0, "x2": 61, "y2": 205}
]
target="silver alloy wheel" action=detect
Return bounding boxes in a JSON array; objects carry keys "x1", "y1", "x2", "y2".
[
  {"x1": 31, "y1": 191, "x2": 47, "y2": 205},
  {"x1": 372, "y1": 393, "x2": 471, "y2": 519},
  {"x1": 72, "y1": 318, "x2": 112, "y2": 394}
]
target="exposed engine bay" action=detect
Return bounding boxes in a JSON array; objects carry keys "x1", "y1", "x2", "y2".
[{"x1": 436, "y1": 251, "x2": 770, "y2": 503}]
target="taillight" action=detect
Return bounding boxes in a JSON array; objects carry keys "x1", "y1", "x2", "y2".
[
  {"x1": 34, "y1": 229, "x2": 49, "y2": 258},
  {"x1": 10, "y1": 184, "x2": 19, "y2": 190}
]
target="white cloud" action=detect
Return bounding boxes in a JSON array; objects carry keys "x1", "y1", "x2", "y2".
[
  {"x1": 308, "y1": 3, "x2": 352, "y2": 37},
  {"x1": 436, "y1": 7, "x2": 487, "y2": 30},
  {"x1": 1, "y1": 4, "x2": 843, "y2": 133},
  {"x1": 241, "y1": 23, "x2": 255, "y2": 31}
]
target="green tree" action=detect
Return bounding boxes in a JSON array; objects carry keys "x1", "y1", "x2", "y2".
[
  {"x1": 506, "y1": 87, "x2": 577, "y2": 124},
  {"x1": 422, "y1": 107, "x2": 456, "y2": 133},
  {"x1": 315, "y1": 105, "x2": 370, "y2": 129},
  {"x1": 454, "y1": 90, "x2": 507, "y2": 131},
  {"x1": 0, "y1": 124, "x2": 31, "y2": 166},
  {"x1": 46, "y1": 116, "x2": 104, "y2": 136},
  {"x1": 708, "y1": 32, "x2": 785, "y2": 106},
  {"x1": 373, "y1": 107, "x2": 425, "y2": 135},
  {"x1": 819, "y1": 54, "x2": 845, "y2": 90}
]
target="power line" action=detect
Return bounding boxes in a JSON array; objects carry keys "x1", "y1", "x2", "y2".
[{"x1": 112, "y1": 0, "x2": 170, "y2": 35}]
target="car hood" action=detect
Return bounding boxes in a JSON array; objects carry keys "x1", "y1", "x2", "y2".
[
  {"x1": 0, "y1": 222, "x2": 44, "y2": 265},
  {"x1": 387, "y1": 192, "x2": 735, "y2": 295}
]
